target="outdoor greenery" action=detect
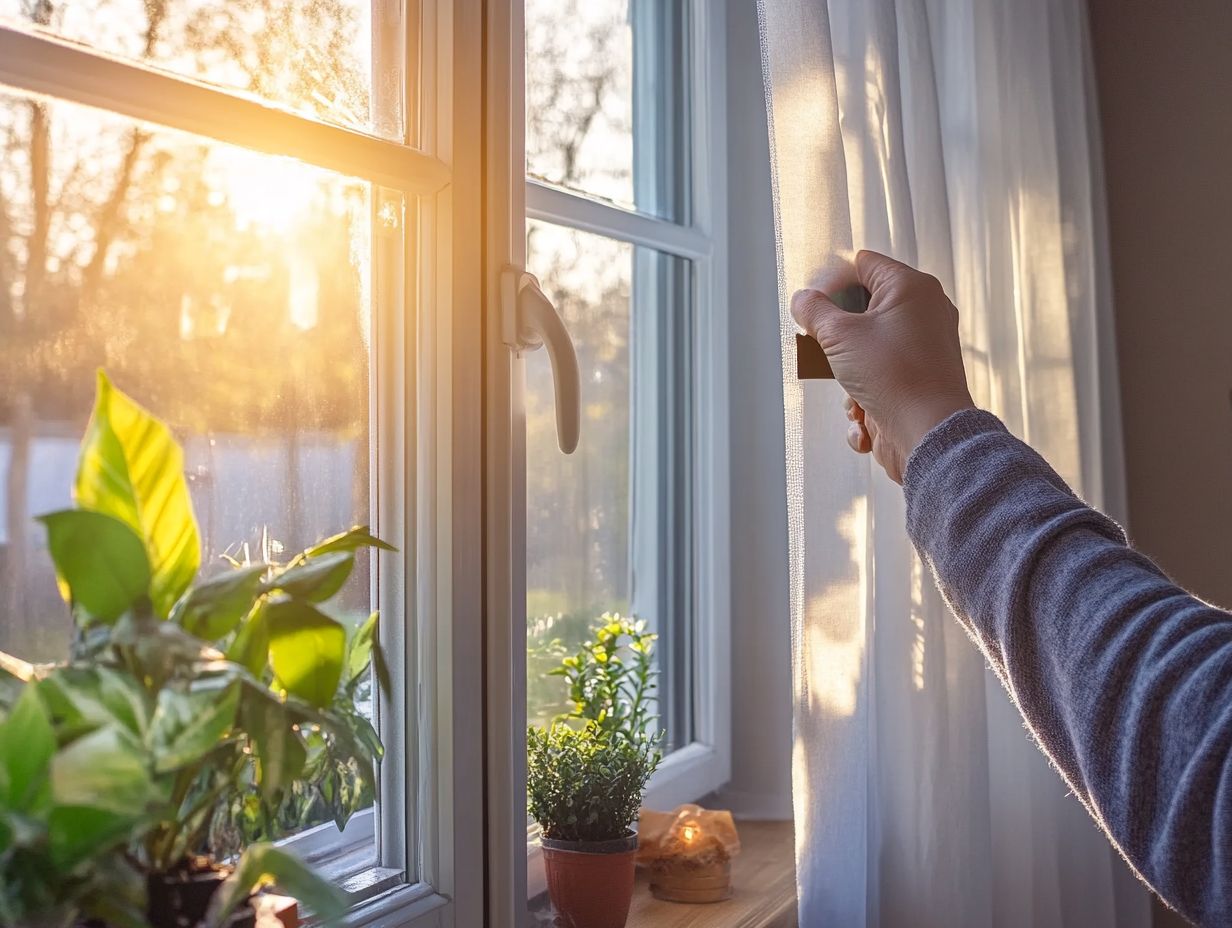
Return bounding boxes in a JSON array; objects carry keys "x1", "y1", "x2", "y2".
[
  {"x1": 527, "y1": 615, "x2": 662, "y2": 844},
  {"x1": 0, "y1": 373, "x2": 388, "y2": 927},
  {"x1": 527, "y1": 609, "x2": 597, "y2": 727},
  {"x1": 0, "y1": 0, "x2": 375, "y2": 664}
]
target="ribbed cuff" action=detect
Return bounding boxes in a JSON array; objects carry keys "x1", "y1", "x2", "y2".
[{"x1": 903, "y1": 407, "x2": 1007, "y2": 496}]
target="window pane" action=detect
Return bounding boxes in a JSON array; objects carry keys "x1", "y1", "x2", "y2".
[
  {"x1": 525, "y1": 221, "x2": 693, "y2": 752},
  {"x1": 525, "y1": 0, "x2": 689, "y2": 221},
  {"x1": 0, "y1": 0, "x2": 403, "y2": 140},
  {"x1": 0, "y1": 89, "x2": 386, "y2": 831}
]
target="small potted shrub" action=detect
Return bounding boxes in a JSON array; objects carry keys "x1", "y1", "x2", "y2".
[
  {"x1": 0, "y1": 372, "x2": 389, "y2": 927},
  {"x1": 527, "y1": 615, "x2": 662, "y2": 928}
]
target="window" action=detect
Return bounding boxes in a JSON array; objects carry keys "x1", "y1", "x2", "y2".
[
  {"x1": 0, "y1": 3, "x2": 483, "y2": 924},
  {"x1": 516, "y1": 0, "x2": 730, "y2": 900},
  {"x1": 2, "y1": 0, "x2": 730, "y2": 922}
]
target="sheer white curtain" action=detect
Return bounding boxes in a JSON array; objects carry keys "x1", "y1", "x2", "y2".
[{"x1": 757, "y1": 1, "x2": 1149, "y2": 925}]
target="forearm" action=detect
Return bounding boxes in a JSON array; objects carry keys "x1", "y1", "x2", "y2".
[{"x1": 904, "y1": 409, "x2": 1232, "y2": 926}]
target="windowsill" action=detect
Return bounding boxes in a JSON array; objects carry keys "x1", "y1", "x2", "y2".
[
  {"x1": 528, "y1": 742, "x2": 731, "y2": 899},
  {"x1": 532, "y1": 820, "x2": 796, "y2": 928},
  {"x1": 628, "y1": 820, "x2": 796, "y2": 928}
]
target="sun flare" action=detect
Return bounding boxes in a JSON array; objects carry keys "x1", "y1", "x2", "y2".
[{"x1": 209, "y1": 148, "x2": 326, "y2": 234}]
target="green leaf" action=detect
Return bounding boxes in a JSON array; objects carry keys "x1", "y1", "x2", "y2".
[
  {"x1": 38, "y1": 667, "x2": 151, "y2": 740},
  {"x1": 0, "y1": 685, "x2": 54, "y2": 810},
  {"x1": 268, "y1": 552, "x2": 354, "y2": 603},
  {"x1": 345, "y1": 612, "x2": 390, "y2": 699},
  {"x1": 75, "y1": 371, "x2": 201, "y2": 617},
  {"x1": 172, "y1": 564, "x2": 267, "y2": 640},
  {"x1": 298, "y1": 525, "x2": 395, "y2": 560},
  {"x1": 266, "y1": 601, "x2": 346, "y2": 708},
  {"x1": 346, "y1": 612, "x2": 377, "y2": 684},
  {"x1": 205, "y1": 843, "x2": 349, "y2": 928},
  {"x1": 240, "y1": 693, "x2": 306, "y2": 799},
  {"x1": 51, "y1": 725, "x2": 157, "y2": 814},
  {"x1": 228, "y1": 602, "x2": 272, "y2": 677},
  {"x1": 38, "y1": 509, "x2": 151, "y2": 624},
  {"x1": 148, "y1": 681, "x2": 240, "y2": 773},
  {"x1": 348, "y1": 712, "x2": 384, "y2": 761},
  {"x1": 48, "y1": 803, "x2": 141, "y2": 871}
]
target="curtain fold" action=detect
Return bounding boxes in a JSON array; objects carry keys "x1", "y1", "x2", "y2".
[{"x1": 756, "y1": 1, "x2": 1148, "y2": 925}]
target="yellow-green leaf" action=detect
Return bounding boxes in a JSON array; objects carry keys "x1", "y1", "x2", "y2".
[
  {"x1": 299, "y1": 525, "x2": 395, "y2": 560},
  {"x1": 228, "y1": 601, "x2": 272, "y2": 676},
  {"x1": 269, "y1": 551, "x2": 354, "y2": 603},
  {"x1": 38, "y1": 509, "x2": 151, "y2": 624},
  {"x1": 75, "y1": 371, "x2": 200, "y2": 617},
  {"x1": 265, "y1": 601, "x2": 345, "y2": 708}
]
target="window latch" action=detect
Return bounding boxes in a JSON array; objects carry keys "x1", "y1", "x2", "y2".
[{"x1": 501, "y1": 267, "x2": 580, "y2": 454}]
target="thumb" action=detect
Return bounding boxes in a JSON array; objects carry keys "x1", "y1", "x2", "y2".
[
  {"x1": 855, "y1": 249, "x2": 913, "y2": 294},
  {"x1": 791, "y1": 288, "x2": 849, "y2": 345}
]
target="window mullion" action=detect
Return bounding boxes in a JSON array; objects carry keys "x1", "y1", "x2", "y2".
[
  {"x1": 0, "y1": 25, "x2": 447, "y2": 193},
  {"x1": 525, "y1": 180, "x2": 711, "y2": 259}
]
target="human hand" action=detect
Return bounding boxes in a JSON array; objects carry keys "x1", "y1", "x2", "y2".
[{"x1": 791, "y1": 250, "x2": 974, "y2": 484}]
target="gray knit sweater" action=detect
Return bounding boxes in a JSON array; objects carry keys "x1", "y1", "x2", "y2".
[{"x1": 904, "y1": 408, "x2": 1229, "y2": 927}]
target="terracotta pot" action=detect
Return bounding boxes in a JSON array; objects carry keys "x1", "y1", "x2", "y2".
[{"x1": 541, "y1": 832, "x2": 638, "y2": 928}]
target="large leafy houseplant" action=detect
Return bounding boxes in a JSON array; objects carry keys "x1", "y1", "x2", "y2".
[
  {"x1": 0, "y1": 372, "x2": 389, "y2": 927},
  {"x1": 527, "y1": 615, "x2": 662, "y2": 928}
]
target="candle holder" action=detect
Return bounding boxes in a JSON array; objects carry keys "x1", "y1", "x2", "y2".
[{"x1": 637, "y1": 804, "x2": 741, "y2": 903}]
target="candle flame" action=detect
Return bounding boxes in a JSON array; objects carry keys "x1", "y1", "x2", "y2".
[{"x1": 682, "y1": 824, "x2": 698, "y2": 844}]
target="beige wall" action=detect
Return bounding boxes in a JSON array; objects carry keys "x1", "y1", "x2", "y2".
[
  {"x1": 1088, "y1": 0, "x2": 1232, "y2": 614},
  {"x1": 1087, "y1": 3, "x2": 1232, "y2": 925}
]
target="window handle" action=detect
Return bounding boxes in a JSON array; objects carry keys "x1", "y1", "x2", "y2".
[{"x1": 501, "y1": 268, "x2": 580, "y2": 454}]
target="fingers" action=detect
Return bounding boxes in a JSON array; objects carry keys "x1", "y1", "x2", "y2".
[
  {"x1": 843, "y1": 394, "x2": 865, "y2": 423},
  {"x1": 844, "y1": 395, "x2": 871, "y2": 452},
  {"x1": 790, "y1": 288, "x2": 847, "y2": 344},
  {"x1": 854, "y1": 249, "x2": 913, "y2": 294},
  {"x1": 847, "y1": 420, "x2": 872, "y2": 454}
]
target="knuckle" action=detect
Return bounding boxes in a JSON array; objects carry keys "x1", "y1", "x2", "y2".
[{"x1": 916, "y1": 271, "x2": 944, "y2": 295}]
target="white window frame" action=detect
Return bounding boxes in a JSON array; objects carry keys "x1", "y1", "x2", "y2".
[
  {"x1": 0, "y1": 1, "x2": 486, "y2": 923},
  {"x1": 482, "y1": 0, "x2": 731, "y2": 912},
  {"x1": 523, "y1": 0, "x2": 731, "y2": 814}
]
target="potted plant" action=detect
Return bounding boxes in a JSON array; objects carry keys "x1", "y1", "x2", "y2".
[
  {"x1": 527, "y1": 615, "x2": 662, "y2": 928},
  {"x1": 0, "y1": 372, "x2": 389, "y2": 927},
  {"x1": 0, "y1": 679, "x2": 149, "y2": 928},
  {"x1": 0, "y1": 674, "x2": 346, "y2": 928}
]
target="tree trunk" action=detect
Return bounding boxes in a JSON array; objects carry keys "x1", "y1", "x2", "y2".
[
  {"x1": 3, "y1": 99, "x2": 50, "y2": 647},
  {"x1": 2, "y1": 393, "x2": 32, "y2": 638}
]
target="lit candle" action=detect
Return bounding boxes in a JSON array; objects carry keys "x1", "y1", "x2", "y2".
[{"x1": 636, "y1": 804, "x2": 741, "y2": 903}]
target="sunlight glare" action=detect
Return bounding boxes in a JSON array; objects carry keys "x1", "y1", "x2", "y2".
[
  {"x1": 802, "y1": 495, "x2": 869, "y2": 718},
  {"x1": 210, "y1": 149, "x2": 324, "y2": 234}
]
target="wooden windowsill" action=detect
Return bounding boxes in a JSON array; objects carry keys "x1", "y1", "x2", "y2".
[{"x1": 627, "y1": 820, "x2": 796, "y2": 928}]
